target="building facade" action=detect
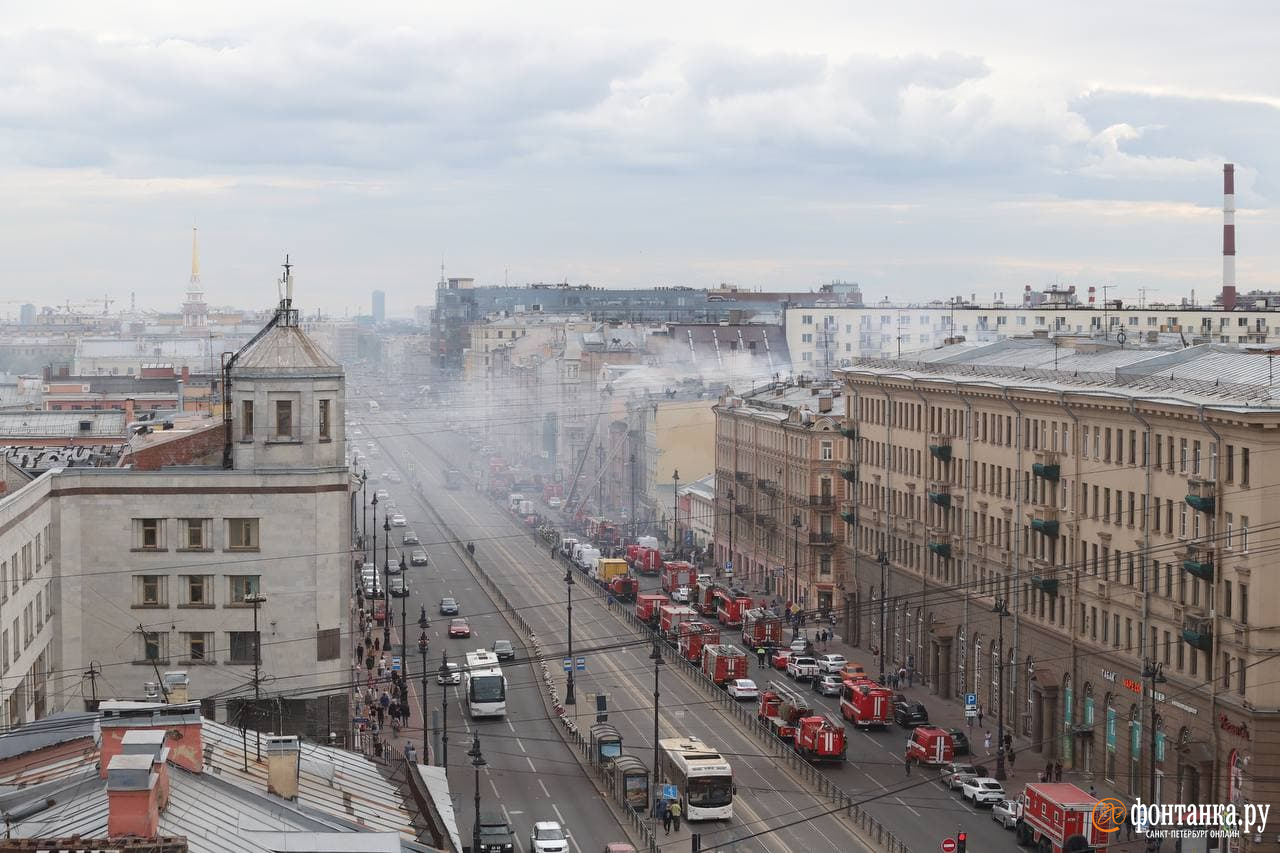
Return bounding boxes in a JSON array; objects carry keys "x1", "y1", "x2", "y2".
[{"x1": 837, "y1": 337, "x2": 1278, "y2": 845}]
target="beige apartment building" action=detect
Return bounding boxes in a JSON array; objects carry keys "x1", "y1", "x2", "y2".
[
  {"x1": 712, "y1": 381, "x2": 851, "y2": 619},
  {"x1": 837, "y1": 335, "x2": 1278, "y2": 838}
]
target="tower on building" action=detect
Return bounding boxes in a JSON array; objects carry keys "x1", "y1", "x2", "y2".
[
  {"x1": 182, "y1": 227, "x2": 209, "y2": 330},
  {"x1": 372, "y1": 290, "x2": 386, "y2": 324}
]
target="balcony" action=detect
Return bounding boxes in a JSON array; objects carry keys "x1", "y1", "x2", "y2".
[
  {"x1": 928, "y1": 434, "x2": 953, "y2": 463},
  {"x1": 1185, "y1": 477, "x2": 1216, "y2": 514},
  {"x1": 840, "y1": 504, "x2": 857, "y2": 525},
  {"x1": 809, "y1": 531, "x2": 835, "y2": 546},
  {"x1": 927, "y1": 529, "x2": 954, "y2": 559},
  {"x1": 734, "y1": 470, "x2": 751, "y2": 484},
  {"x1": 928, "y1": 483, "x2": 951, "y2": 508},
  {"x1": 756, "y1": 512, "x2": 777, "y2": 529},
  {"x1": 1032, "y1": 451, "x2": 1061, "y2": 481},
  {"x1": 1181, "y1": 616, "x2": 1213, "y2": 651},
  {"x1": 1030, "y1": 570, "x2": 1060, "y2": 596},
  {"x1": 1181, "y1": 541, "x2": 1214, "y2": 581},
  {"x1": 1031, "y1": 506, "x2": 1061, "y2": 537},
  {"x1": 734, "y1": 503, "x2": 750, "y2": 517},
  {"x1": 839, "y1": 465, "x2": 857, "y2": 483},
  {"x1": 839, "y1": 424, "x2": 858, "y2": 440},
  {"x1": 759, "y1": 479, "x2": 779, "y2": 496},
  {"x1": 808, "y1": 493, "x2": 833, "y2": 507}
]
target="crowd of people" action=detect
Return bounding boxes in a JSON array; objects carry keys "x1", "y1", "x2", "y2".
[{"x1": 353, "y1": 604, "x2": 415, "y2": 760}]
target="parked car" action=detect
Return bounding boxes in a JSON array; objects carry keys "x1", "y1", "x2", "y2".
[
  {"x1": 893, "y1": 699, "x2": 929, "y2": 728},
  {"x1": 671, "y1": 587, "x2": 691, "y2": 604},
  {"x1": 947, "y1": 728, "x2": 971, "y2": 756},
  {"x1": 437, "y1": 662, "x2": 462, "y2": 685},
  {"x1": 439, "y1": 597, "x2": 459, "y2": 615},
  {"x1": 815, "y1": 654, "x2": 847, "y2": 674},
  {"x1": 941, "y1": 762, "x2": 979, "y2": 790},
  {"x1": 390, "y1": 513, "x2": 407, "y2": 527},
  {"x1": 448, "y1": 618, "x2": 471, "y2": 638},
  {"x1": 727, "y1": 678, "x2": 758, "y2": 700},
  {"x1": 992, "y1": 798, "x2": 1023, "y2": 829},
  {"x1": 385, "y1": 558, "x2": 401, "y2": 575},
  {"x1": 788, "y1": 638, "x2": 810, "y2": 655},
  {"x1": 493, "y1": 639, "x2": 516, "y2": 661},
  {"x1": 476, "y1": 811, "x2": 514, "y2": 853},
  {"x1": 813, "y1": 674, "x2": 844, "y2": 696},
  {"x1": 786, "y1": 656, "x2": 819, "y2": 681},
  {"x1": 840, "y1": 662, "x2": 867, "y2": 680},
  {"x1": 389, "y1": 575, "x2": 409, "y2": 598},
  {"x1": 410, "y1": 550, "x2": 429, "y2": 566},
  {"x1": 530, "y1": 820, "x2": 568, "y2": 853},
  {"x1": 961, "y1": 777, "x2": 1006, "y2": 806},
  {"x1": 770, "y1": 649, "x2": 793, "y2": 670},
  {"x1": 402, "y1": 530, "x2": 421, "y2": 545}
]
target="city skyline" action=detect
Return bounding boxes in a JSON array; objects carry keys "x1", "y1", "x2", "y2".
[{"x1": 1, "y1": 2, "x2": 1278, "y2": 314}]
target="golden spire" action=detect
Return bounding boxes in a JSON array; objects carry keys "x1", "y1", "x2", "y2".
[{"x1": 190, "y1": 227, "x2": 200, "y2": 284}]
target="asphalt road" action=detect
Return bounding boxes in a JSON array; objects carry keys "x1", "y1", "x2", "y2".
[{"x1": 383, "y1": 423, "x2": 869, "y2": 853}]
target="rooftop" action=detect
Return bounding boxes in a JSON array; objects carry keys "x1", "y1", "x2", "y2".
[
  {"x1": 235, "y1": 325, "x2": 340, "y2": 374},
  {"x1": 0, "y1": 410, "x2": 126, "y2": 438}
]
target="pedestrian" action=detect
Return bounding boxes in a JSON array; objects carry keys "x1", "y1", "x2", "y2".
[
  {"x1": 905, "y1": 755, "x2": 913, "y2": 775},
  {"x1": 405, "y1": 743, "x2": 417, "y2": 764},
  {"x1": 356, "y1": 644, "x2": 363, "y2": 664},
  {"x1": 1044, "y1": 762, "x2": 1053, "y2": 783},
  {"x1": 757, "y1": 646, "x2": 767, "y2": 667},
  {"x1": 551, "y1": 544, "x2": 556, "y2": 558},
  {"x1": 662, "y1": 800, "x2": 672, "y2": 835},
  {"x1": 1008, "y1": 747, "x2": 1017, "y2": 770},
  {"x1": 1054, "y1": 762, "x2": 1063, "y2": 782},
  {"x1": 669, "y1": 800, "x2": 682, "y2": 832},
  {"x1": 375, "y1": 704, "x2": 385, "y2": 727},
  {"x1": 977, "y1": 706, "x2": 984, "y2": 727},
  {"x1": 898, "y1": 667, "x2": 908, "y2": 687},
  {"x1": 984, "y1": 731, "x2": 992, "y2": 752},
  {"x1": 365, "y1": 653, "x2": 375, "y2": 672}
]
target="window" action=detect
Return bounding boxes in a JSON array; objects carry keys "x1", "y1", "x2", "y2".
[
  {"x1": 819, "y1": 553, "x2": 832, "y2": 575},
  {"x1": 318, "y1": 399, "x2": 331, "y2": 440},
  {"x1": 275, "y1": 399, "x2": 293, "y2": 439},
  {"x1": 820, "y1": 441, "x2": 833, "y2": 461},
  {"x1": 135, "y1": 575, "x2": 167, "y2": 608},
  {"x1": 227, "y1": 518, "x2": 260, "y2": 551},
  {"x1": 1225, "y1": 445, "x2": 1234, "y2": 482},
  {"x1": 241, "y1": 400, "x2": 254, "y2": 439},
  {"x1": 1241, "y1": 516, "x2": 1249, "y2": 552},
  {"x1": 33, "y1": 534, "x2": 40, "y2": 572},
  {"x1": 182, "y1": 575, "x2": 211, "y2": 607},
  {"x1": 0, "y1": 631, "x2": 6, "y2": 675},
  {"x1": 182, "y1": 632, "x2": 211, "y2": 663},
  {"x1": 141, "y1": 630, "x2": 168, "y2": 663},
  {"x1": 179, "y1": 518, "x2": 210, "y2": 550},
  {"x1": 0, "y1": 561, "x2": 6, "y2": 602},
  {"x1": 801, "y1": 314, "x2": 813, "y2": 325},
  {"x1": 136, "y1": 518, "x2": 165, "y2": 550},
  {"x1": 21, "y1": 545, "x2": 31, "y2": 582},
  {"x1": 229, "y1": 575, "x2": 261, "y2": 605},
  {"x1": 1241, "y1": 447, "x2": 1250, "y2": 486},
  {"x1": 1240, "y1": 584, "x2": 1249, "y2": 625},
  {"x1": 34, "y1": 592, "x2": 41, "y2": 631},
  {"x1": 228, "y1": 631, "x2": 258, "y2": 665},
  {"x1": 1179, "y1": 438, "x2": 1187, "y2": 473}
]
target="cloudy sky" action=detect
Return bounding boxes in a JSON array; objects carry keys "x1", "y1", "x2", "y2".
[{"x1": 2, "y1": 1, "x2": 1278, "y2": 317}]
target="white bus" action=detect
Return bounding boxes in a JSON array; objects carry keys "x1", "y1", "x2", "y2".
[
  {"x1": 464, "y1": 650, "x2": 507, "y2": 718},
  {"x1": 658, "y1": 736, "x2": 734, "y2": 820}
]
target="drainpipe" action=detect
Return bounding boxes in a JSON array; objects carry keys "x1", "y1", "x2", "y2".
[
  {"x1": 847, "y1": 385, "x2": 863, "y2": 646},
  {"x1": 1129, "y1": 398, "x2": 1154, "y2": 787},
  {"x1": 1197, "y1": 405, "x2": 1223, "y2": 800},
  {"x1": 999, "y1": 388, "x2": 1024, "y2": 744},
  {"x1": 1057, "y1": 391, "x2": 1081, "y2": 764}
]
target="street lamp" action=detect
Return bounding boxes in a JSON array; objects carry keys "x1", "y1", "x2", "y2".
[
  {"x1": 399, "y1": 555, "x2": 408, "y2": 661},
  {"x1": 469, "y1": 734, "x2": 487, "y2": 853},
  {"x1": 564, "y1": 565, "x2": 577, "y2": 706},
  {"x1": 245, "y1": 590, "x2": 267, "y2": 762},
  {"x1": 672, "y1": 469, "x2": 680, "y2": 558},
  {"x1": 1142, "y1": 658, "x2": 1167, "y2": 802},
  {"x1": 724, "y1": 486, "x2": 734, "y2": 581},
  {"x1": 371, "y1": 492, "x2": 379, "y2": 594},
  {"x1": 791, "y1": 514, "x2": 802, "y2": 613},
  {"x1": 439, "y1": 650, "x2": 450, "y2": 767},
  {"x1": 418, "y1": 630, "x2": 429, "y2": 762},
  {"x1": 877, "y1": 549, "x2": 888, "y2": 685},
  {"x1": 649, "y1": 635, "x2": 664, "y2": 834},
  {"x1": 360, "y1": 470, "x2": 368, "y2": 559},
  {"x1": 382, "y1": 516, "x2": 392, "y2": 650},
  {"x1": 993, "y1": 597, "x2": 1010, "y2": 781}
]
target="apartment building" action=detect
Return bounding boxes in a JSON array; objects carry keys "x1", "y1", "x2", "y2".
[
  {"x1": 712, "y1": 381, "x2": 851, "y2": 619},
  {"x1": 837, "y1": 336, "x2": 1278, "y2": 833}
]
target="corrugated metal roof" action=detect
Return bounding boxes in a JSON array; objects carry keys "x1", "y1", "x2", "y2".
[{"x1": 235, "y1": 326, "x2": 339, "y2": 372}]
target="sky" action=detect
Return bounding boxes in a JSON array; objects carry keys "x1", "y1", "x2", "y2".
[{"x1": 2, "y1": 1, "x2": 1279, "y2": 317}]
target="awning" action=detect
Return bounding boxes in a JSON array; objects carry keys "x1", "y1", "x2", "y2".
[{"x1": 1178, "y1": 740, "x2": 1214, "y2": 765}]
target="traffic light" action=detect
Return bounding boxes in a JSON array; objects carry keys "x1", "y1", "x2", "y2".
[{"x1": 956, "y1": 832, "x2": 967, "y2": 853}]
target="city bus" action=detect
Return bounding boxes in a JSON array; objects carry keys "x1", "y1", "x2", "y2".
[
  {"x1": 657, "y1": 736, "x2": 734, "y2": 820},
  {"x1": 464, "y1": 650, "x2": 507, "y2": 718}
]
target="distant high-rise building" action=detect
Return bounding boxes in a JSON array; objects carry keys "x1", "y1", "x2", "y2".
[
  {"x1": 372, "y1": 290, "x2": 386, "y2": 324},
  {"x1": 19, "y1": 303, "x2": 35, "y2": 326}
]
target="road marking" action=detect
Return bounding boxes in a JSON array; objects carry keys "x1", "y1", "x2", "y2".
[
  {"x1": 538, "y1": 778, "x2": 551, "y2": 797},
  {"x1": 501, "y1": 803, "x2": 526, "y2": 853},
  {"x1": 508, "y1": 720, "x2": 517, "y2": 732},
  {"x1": 865, "y1": 772, "x2": 886, "y2": 790},
  {"x1": 516, "y1": 738, "x2": 527, "y2": 753},
  {"x1": 895, "y1": 796, "x2": 922, "y2": 817},
  {"x1": 526, "y1": 757, "x2": 537, "y2": 772}
]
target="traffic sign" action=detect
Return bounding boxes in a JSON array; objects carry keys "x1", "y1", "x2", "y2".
[
  {"x1": 941, "y1": 838, "x2": 957, "y2": 853},
  {"x1": 353, "y1": 716, "x2": 368, "y2": 724},
  {"x1": 392, "y1": 657, "x2": 402, "y2": 672},
  {"x1": 563, "y1": 658, "x2": 572, "y2": 671},
  {"x1": 663, "y1": 784, "x2": 679, "y2": 801},
  {"x1": 725, "y1": 560, "x2": 733, "y2": 570},
  {"x1": 576, "y1": 657, "x2": 586, "y2": 672},
  {"x1": 965, "y1": 709, "x2": 977, "y2": 720},
  {"x1": 964, "y1": 693, "x2": 977, "y2": 710}
]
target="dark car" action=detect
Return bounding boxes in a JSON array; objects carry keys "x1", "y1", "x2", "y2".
[
  {"x1": 492, "y1": 639, "x2": 516, "y2": 661},
  {"x1": 402, "y1": 530, "x2": 421, "y2": 545},
  {"x1": 389, "y1": 575, "x2": 410, "y2": 598},
  {"x1": 410, "y1": 550, "x2": 429, "y2": 566},
  {"x1": 477, "y1": 811, "x2": 515, "y2": 853},
  {"x1": 439, "y1": 597, "x2": 459, "y2": 616},
  {"x1": 893, "y1": 698, "x2": 929, "y2": 728},
  {"x1": 948, "y1": 728, "x2": 971, "y2": 756}
]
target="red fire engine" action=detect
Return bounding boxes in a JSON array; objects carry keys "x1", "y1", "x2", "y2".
[
  {"x1": 630, "y1": 546, "x2": 663, "y2": 576},
  {"x1": 757, "y1": 681, "x2": 812, "y2": 741},
  {"x1": 839, "y1": 681, "x2": 893, "y2": 727},
  {"x1": 636, "y1": 593, "x2": 667, "y2": 625},
  {"x1": 905, "y1": 726, "x2": 954, "y2": 766},
  {"x1": 700, "y1": 644, "x2": 748, "y2": 686},
  {"x1": 1017, "y1": 783, "x2": 1112, "y2": 853},
  {"x1": 793, "y1": 714, "x2": 847, "y2": 763},
  {"x1": 715, "y1": 592, "x2": 753, "y2": 628},
  {"x1": 661, "y1": 561, "x2": 696, "y2": 594},
  {"x1": 607, "y1": 575, "x2": 638, "y2": 602},
  {"x1": 741, "y1": 608, "x2": 783, "y2": 649},
  {"x1": 677, "y1": 620, "x2": 720, "y2": 663},
  {"x1": 689, "y1": 581, "x2": 719, "y2": 617},
  {"x1": 658, "y1": 604, "x2": 698, "y2": 640}
]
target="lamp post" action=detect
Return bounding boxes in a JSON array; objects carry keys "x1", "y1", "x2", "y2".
[
  {"x1": 672, "y1": 469, "x2": 680, "y2": 558},
  {"x1": 469, "y1": 734, "x2": 487, "y2": 853},
  {"x1": 371, "y1": 492, "x2": 379, "y2": 592},
  {"x1": 649, "y1": 634, "x2": 664, "y2": 835},
  {"x1": 877, "y1": 549, "x2": 888, "y2": 685},
  {"x1": 791, "y1": 514, "x2": 802, "y2": 613},
  {"x1": 418, "y1": 630, "x2": 429, "y2": 763},
  {"x1": 360, "y1": 470, "x2": 368, "y2": 558},
  {"x1": 382, "y1": 516, "x2": 392, "y2": 650},
  {"x1": 245, "y1": 590, "x2": 267, "y2": 762},
  {"x1": 1142, "y1": 658, "x2": 1166, "y2": 802},
  {"x1": 399, "y1": 555, "x2": 408, "y2": 661},
  {"x1": 993, "y1": 597, "x2": 1010, "y2": 781},
  {"x1": 725, "y1": 486, "x2": 734, "y2": 581},
  {"x1": 564, "y1": 565, "x2": 576, "y2": 706},
  {"x1": 439, "y1": 650, "x2": 450, "y2": 767}
]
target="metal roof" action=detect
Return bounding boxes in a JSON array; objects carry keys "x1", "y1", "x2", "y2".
[{"x1": 235, "y1": 325, "x2": 340, "y2": 373}]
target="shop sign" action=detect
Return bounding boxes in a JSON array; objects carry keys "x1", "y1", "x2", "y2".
[
  {"x1": 1102, "y1": 669, "x2": 1118, "y2": 682},
  {"x1": 1171, "y1": 700, "x2": 1199, "y2": 715},
  {"x1": 1220, "y1": 715, "x2": 1250, "y2": 740}
]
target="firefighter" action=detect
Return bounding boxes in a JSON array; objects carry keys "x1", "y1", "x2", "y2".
[{"x1": 756, "y1": 646, "x2": 767, "y2": 667}]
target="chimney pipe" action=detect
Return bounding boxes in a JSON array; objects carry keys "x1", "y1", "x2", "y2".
[{"x1": 1223, "y1": 163, "x2": 1236, "y2": 293}]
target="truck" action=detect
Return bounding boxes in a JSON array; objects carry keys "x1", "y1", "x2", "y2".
[
  {"x1": 444, "y1": 467, "x2": 462, "y2": 490},
  {"x1": 658, "y1": 604, "x2": 698, "y2": 641},
  {"x1": 905, "y1": 726, "x2": 954, "y2": 766},
  {"x1": 757, "y1": 681, "x2": 812, "y2": 741},
  {"x1": 507, "y1": 493, "x2": 525, "y2": 512},
  {"x1": 573, "y1": 545, "x2": 601, "y2": 573},
  {"x1": 839, "y1": 681, "x2": 893, "y2": 728},
  {"x1": 677, "y1": 620, "x2": 720, "y2": 663},
  {"x1": 518, "y1": 499, "x2": 535, "y2": 517},
  {"x1": 585, "y1": 517, "x2": 620, "y2": 550},
  {"x1": 1016, "y1": 783, "x2": 1112, "y2": 853},
  {"x1": 661, "y1": 560, "x2": 696, "y2": 594},
  {"x1": 636, "y1": 593, "x2": 668, "y2": 625},
  {"x1": 689, "y1": 581, "x2": 720, "y2": 617},
  {"x1": 592, "y1": 558, "x2": 630, "y2": 585},
  {"x1": 700, "y1": 644, "x2": 748, "y2": 687},
  {"x1": 559, "y1": 537, "x2": 579, "y2": 560},
  {"x1": 793, "y1": 714, "x2": 847, "y2": 763},
  {"x1": 607, "y1": 575, "x2": 638, "y2": 603},
  {"x1": 715, "y1": 592, "x2": 754, "y2": 628},
  {"x1": 632, "y1": 546, "x2": 663, "y2": 575},
  {"x1": 741, "y1": 608, "x2": 783, "y2": 649},
  {"x1": 786, "y1": 654, "x2": 819, "y2": 681}
]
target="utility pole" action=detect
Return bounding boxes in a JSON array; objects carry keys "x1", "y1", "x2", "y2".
[
  {"x1": 469, "y1": 734, "x2": 486, "y2": 853},
  {"x1": 383, "y1": 516, "x2": 391, "y2": 651},
  {"x1": 1143, "y1": 658, "x2": 1166, "y2": 802},
  {"x1": 650, "y1": 635, "x2": 664, "y2": 837},
  {"x1": 993, "y1": 597, "x2": 1009, "y2": 780},
  {"x1": 246, "y1": 591, "x2": 268, "y2": 762},
  {"x1": 726, "y1": 486, "x2": 735, "y2": 580},
  {"x1": 399, "y1": 555, "x2": 408, "y2": 662},
  {"x1": 84, "y1": 661, "x2": 101, "y2": 711},
  {"x1": 630, "y1": 451, "x2": 637, "y2": 542},
  {"x1": 564, "y1": 566, "x2": 576, "y2": 705},
  {"x1": 672, "y1": 469, "x2": 680, "y2": 557},
  {"x1": 878, "y1": 550, "x2": 888, "y2": 685},
  {"x1": 440, "y1": 650, "x2": 450, "y2": 767},
  {"x1": 418, "y1": 629, "x2": 429, "y2": 763}
]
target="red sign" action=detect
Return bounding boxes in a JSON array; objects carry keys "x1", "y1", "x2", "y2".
[{"x1": 941, "y1": 839, "x2": 957, "y2": 853}]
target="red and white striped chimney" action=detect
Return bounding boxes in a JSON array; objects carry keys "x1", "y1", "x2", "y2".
[{"x1": 1223, "y1": 163, "x2": 1236, "y2": 291}]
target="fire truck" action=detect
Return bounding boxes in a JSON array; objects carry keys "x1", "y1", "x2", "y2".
[
  {"x1": 839, "y1": 681, "x2": 893, "y2": 727},
  {"x1": 658, "y1": 604, "x2": 698, "y2": 641},
  {"x1": 741, "y1": 608, "x2": 783, "y2": 649},
  {"x1": 606, "y1": 575, "x2": 638, "y2": 602},
  {"x1": 757, "y1": 681, "x2": 812, "y2": 741},
  {"x1": 677, "y1": 620, "x2": 720, "y2": 663},
  {"x1": 689, "y1": 581, "x2": 720, "y2": 617},
  {"x1": 701, "y1": 644, "x2": 748, "y2": 686},
  {"x1": 1016, "y1": 783, "x2": 1112, "y2": 853},
  {"x1": 636, "y1": 593, "x2": 667, "y2": 625},
  {"x1": 630, "y1": 546, "x2": 663, "y2": 576},
  {"x1": 793, "y1": 714, "x2": 847, "y2": 763},
  {"x1": 905, "y1": 726, "x2": 954, "y2": 766},
  {"x1": 661, "y1": 561, "x2": 696, "y2": 594},
  {"x1": 714, "y1": 592, "x2": 753, "y2": 628},
  {"x1": 584, "y1": 517, "x2": 620, "y2": 550}
]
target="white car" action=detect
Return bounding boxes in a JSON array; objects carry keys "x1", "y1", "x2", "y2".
[
  {"x1": 695, "y1": 573, "x2": 712, "y2": 586},
  {"x1": 815, "y1": 653, "x2": 847, "y2": 674},
  {"x1": 962, "y1": 777, "x2": 1006, "y2": 807},
  {"x1": 437, "y1": 662, "x2": 461, "y2": 685},
  {"x1": 530, "y1": 820, "x2": 568, "y2": 853},
  {"x1": 671, "y1": 587, "x2": 691, "y2": 604},
  {"x1": 547, "y1": 496, "x2": 562, "y2": 509},
  {"x1": 941, "y1": 762, "x2": 979, "y2": 790},
  {"x1": 786, "y1": 656, "x2": 819, "y2": 681},
  {"x1": 992, "y1": 798, "x2": 1022, "y2": 828},
  {"x1": 391, "y1": 513, "x2": 407, "y2": 527},
  {"x1": 727, "y1": 678, "x2": 758, "y2": 700},
  {"x1": 375, "y1": 489, "x2": 390, "y2": 501}
]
